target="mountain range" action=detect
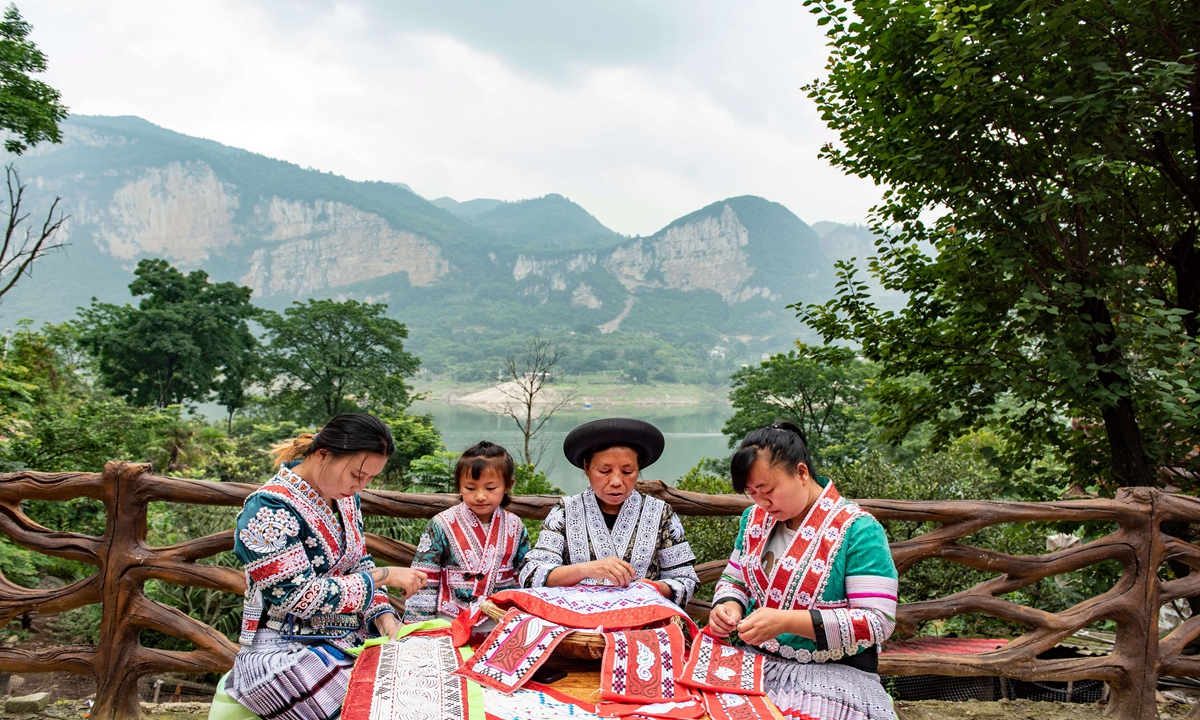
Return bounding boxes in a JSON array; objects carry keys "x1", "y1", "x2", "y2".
[{"x1": 0, "y1": 116, "x2": 879, "y2": 377}]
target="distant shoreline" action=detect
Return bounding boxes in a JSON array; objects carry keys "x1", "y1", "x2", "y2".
[{"x1": 410, "y1": 376, "x2": 730, "y2": 411}]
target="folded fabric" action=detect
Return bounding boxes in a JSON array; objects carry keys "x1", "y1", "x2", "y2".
[
  {"x1": 482, "y1": 683, "x2": 600, "y2": 720},
  {"x1": 488, "y1": 585, "x2": 690, "y2": 630},
  {"x1": 455, "y1": 608, "x2": 574, "y2": 694},
  {"x1": 678, "y1": 633, "x2": 764, "y2": 695},
  {"x1": 701, "y1": 691, "x2": 778, "y2": 720},
  {"x1": 596, "y1": 698, "x2": 705, "y2": 719},
  {"x1": 600, "y1": 624, "x2": 686, "y2": 704},
  {"x1": 342, "y1": 632, "x2": 480, "y2": 720}
]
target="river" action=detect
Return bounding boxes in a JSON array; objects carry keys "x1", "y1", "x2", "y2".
[{"x1": 409, "y1": 400, "x2": 735, "y2": 494}]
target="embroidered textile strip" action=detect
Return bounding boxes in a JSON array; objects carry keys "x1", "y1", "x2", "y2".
[
  {"x1": 596, "y1": 699, "x2": 704, "y2": 719},
  {"x1": 341, "y1": 634, "x2": 472, "y2": 720},
  {"x1": 702, "y1": 691, "x2": 779, "y2": 720},
  {"x1": 488, "y1": 585, "x2": 688, "y2": 630},
  {"x1": 455, "y1": 609, "x2": 574, "y2": 694},
  {"x1": 600, "y1": 624, "x2": 685, "y2": 704},
  {"x1": 481, "y1": 684, "x2": 599, "y2": 720},
  {"x1": 678, "y1": 634, "x2": 764, "y2": 695}
]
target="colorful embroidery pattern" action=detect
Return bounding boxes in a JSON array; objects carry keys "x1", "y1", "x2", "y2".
[
  {"x1": 481, "y1": 685, "x2": 600, "y2": 719},
  {"x1": 678, "y1": 633, "x2": 764, "y2": 695},
  {"x1": 701, "y1": 691, "x2": 777, "y2": 720},
  {"x1": 454, "y1": 609, "x2": 574, "y2": 694},
  {"x1": 342, "y1": 635, "x2": 470, "y2": 720},
  {"x1": 240, "y1": 507, "x2": 300, "y2": 553},
  {"x1": 488, "y1": 585, "x2": 689, "y2": 630},
  {"x1": 601, "y1": 625, "x2": 685, "y2": 704}
]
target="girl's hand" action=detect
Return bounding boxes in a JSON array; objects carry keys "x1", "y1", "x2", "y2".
[
  {"x1": 736, "y1": 607, "x2": 805, "y2": 646},
  {"x1": 636, "y1": 578, "x2": 672, "y2": 599},
  {"x1": 581, "y1": 558, "x2": 636, "y2": 586},
  {"x1": 370, "y1": 567, "x2": 428, "y2": 597},
  {"x1": 707, "y1": 601, "x2": 744, "y2": 638}
]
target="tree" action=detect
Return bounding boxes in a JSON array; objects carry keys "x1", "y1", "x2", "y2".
[
  {"x1": 799, "y1": 0, "x2": 1199, "y2": 488},
  {"x1": 261, "y1": 299, "x2": 419, "y2": 424},
  {"x1": 0, "y1": 5, "x2": 67, "y2": 154},
  {"x1": 77, "y1": 259, "x2": 260, "y2": 408},
  {"x1": 500, "y1": 336, "x2": 575, "y2": 466},
  {"x1": 723, "y1": 346, "x2": 872, "y2": 465},
  {"x1": 0, "y1": 165, "x2": 65, "y2": 307}
]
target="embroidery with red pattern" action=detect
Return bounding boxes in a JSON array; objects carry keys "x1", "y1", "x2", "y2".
[
  {"x1": 453, "y1": 608, "x2": 573, "y2": 694},
  {"x1": 678, "y1": 633, "x2": 764, "y2": 695},
  {"x1": 600, "y1": 624, "x2": 685, "y2": 704}
]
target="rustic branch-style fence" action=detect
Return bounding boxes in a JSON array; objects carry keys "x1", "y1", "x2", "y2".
[{"x1": 0, "y1": 461, "x2": 1196, "y2": 719}]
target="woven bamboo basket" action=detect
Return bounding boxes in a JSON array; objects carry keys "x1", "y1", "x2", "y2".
[{"x1": 480, "y1": 599, "x2": 689, "y2": 661}]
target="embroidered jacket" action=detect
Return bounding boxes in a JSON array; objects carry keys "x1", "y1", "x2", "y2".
[
  {"x1": 713, "y1": 477, "x2": 898, "y2": 664},
  {"x1": 404, "y1": 502, "x2": 531, "y2": 624},
  {"x1": 520, "y1": 488, "x2": 699, "y2": 607},
  {"x1": 233, "y1": 467, "x2": 396, "y2": 649}
]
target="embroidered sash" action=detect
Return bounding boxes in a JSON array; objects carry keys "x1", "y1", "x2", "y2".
[
  {"x1": 435, "y1": 504, "x2": 521, "y2": 619},
  {"x1": 701, "y1": 691, "x2": 777, "y2": 720},
  {"x1": 678, "y1": 633, "x2": 764, "y2": 695},
  {"x1": 741, "y1": 481, "x2": 863, "y2": 614},
  {"x1": 600, "y1": 624, "x2": 686, "y2": 704},
  {"x1": 454, "y1": 608, "x2": 574, "y2": 694},
  {"x1": 342, "y1": 634, "x2": 471, "y2": 720}
]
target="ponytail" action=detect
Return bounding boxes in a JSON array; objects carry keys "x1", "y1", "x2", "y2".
[{"x1": 269, "y1": 433, "x2": 317, "y2": 467}]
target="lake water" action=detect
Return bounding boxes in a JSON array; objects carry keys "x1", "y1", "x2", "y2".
[{"x1": 409, "y1": 400, "x2": 734, "y2": 494}]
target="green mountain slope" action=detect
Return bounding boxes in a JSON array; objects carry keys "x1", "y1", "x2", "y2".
[{"x1": 461, "y1": 194, "x2": 625, "y2": 251}]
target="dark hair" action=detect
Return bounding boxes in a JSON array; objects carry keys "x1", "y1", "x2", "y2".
[
  {"x1": 730, "y1": 421, "x2": 813, "y2": 493},
  {"x1": 582, "y1": 444, "x2": 643, "y2": 469},
  {"x1": 455, "y1": 441, "x2": 516, "y2": 508},
  {"x1": 270, "y1": 413, "x2": 395, "y2": 467}
]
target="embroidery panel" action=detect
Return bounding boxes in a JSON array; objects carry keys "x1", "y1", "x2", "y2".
[
  {"x1": 679, "y1": 633, "x2": 764, "y2": 695},
  {"x1": 488, "y1": 585, "x2": 689, "y2": 630},
  {"x1": 342, "y1": 635, "x2": 469, "y2": 720},
  {"x1": 600, "y1": 624, "x2": 685, "y2": 704},
  {"x1": 454, "y1": 609, "x2": 573, "y2": 694},
  {"x1": 701, "y1": 691, "x2": 777, "y2": 720}
]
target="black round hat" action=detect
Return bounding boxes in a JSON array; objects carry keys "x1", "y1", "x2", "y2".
[{"x1": 563, "y1": 417, "x2": 665, "y2": 469}]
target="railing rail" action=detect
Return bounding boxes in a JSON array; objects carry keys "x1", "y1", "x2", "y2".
[{"x1": 0, "y1": 461, "x2": 1194, "y2": 719}]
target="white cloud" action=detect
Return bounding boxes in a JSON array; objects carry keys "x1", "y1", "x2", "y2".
[{"x1": 19, "y1": 0, "x2": 881, "y2": 235}]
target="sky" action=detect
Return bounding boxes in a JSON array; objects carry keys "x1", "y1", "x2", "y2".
[{"x1": 19, "y1": 0, "x2": 881, "y2": 236}]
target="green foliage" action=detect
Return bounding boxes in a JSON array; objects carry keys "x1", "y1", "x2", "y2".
[
  {"x1": 512, "y1": 463, "x2": 562, "y2": 544},
  {"x1": 77, "y1": 259, "x2": 259, "y2": 409},
  {"x1": 723, "y1": 346, "x2": 873, "y2": 464},
  {"x1": 261, "y1": 298, "x2": 419, "y2": 424},
  {"x1": 674, "y1": 459, "x2": 739, "y2": 602},
  {"x1": 0, "y1": 5, "x2": 67, "y2": 154},
  {"x1": 798, "y1": 0, "x2": 1199, "y2": 488},
  {"x1": 47, "y1": 604, "x2": 102, "y2": 645}
]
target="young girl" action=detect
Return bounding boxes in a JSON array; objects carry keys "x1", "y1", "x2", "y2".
[{"x1": 405, "y1": 441, "x2": 531, "y2": 630}]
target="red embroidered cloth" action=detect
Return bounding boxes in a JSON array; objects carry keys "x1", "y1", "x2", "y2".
[
  {"x1": 488, "y1": 584, "x2": 689, "y2": 630},
  {"x1": 678, "y1": 633, "x2": 764, "y2": 695},
  {"x1": 702, "y1": 691, "x2": 777, "y2": 720},
  {"x1": 600, "y1": 624, "x2": 686, "y2": 704},
  {"x1": 454, "y1": 608, "x2": 574, "y2": 694},
  {"x1": 342, "y1": 633, "x2": 470, "y2": 720}
]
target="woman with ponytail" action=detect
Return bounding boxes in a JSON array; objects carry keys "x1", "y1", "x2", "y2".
[
  {"x1": 224, "y1": 413, "x2": 427, "y2": 720},
  {"x1": 708, "y1": 422, "x2": 898, "y2": 720}
]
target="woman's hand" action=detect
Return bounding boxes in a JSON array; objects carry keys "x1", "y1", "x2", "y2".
[
  {"x1": 581, "y1": 558, "x2": 636, "y2": 586},
  {"x1": 374, "y1": 612, "x2": 402, "y2": 640},
  {"x1": 707, "y1": 601, "x2": 744, "y2": 638},
  {"x1": 369, "y1": 567, "x2": 428, "y2": 597},
  {"x1": 736, "y1": 607, "x2": 812, "y2": 646}
]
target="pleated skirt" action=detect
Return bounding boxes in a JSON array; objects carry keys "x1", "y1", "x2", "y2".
[
  {"x1": 756, "y1": 651, "x2": 896, "y2": 720},
  {"x1": 226, "y1": 630, "x2": 355, "y2": 720}
]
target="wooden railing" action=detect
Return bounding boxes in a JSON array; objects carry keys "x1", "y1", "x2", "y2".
[{"x1": 0, "y1": 461, "x2": 1196, "y2": 719}]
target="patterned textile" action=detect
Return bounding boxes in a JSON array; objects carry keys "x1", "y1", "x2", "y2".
[
  {"x1": 712, "y1": 478, "x2": 897, "y2": 664},
  {"x1": 754, "y1": 652, "x2": 894, "y2": 720},
  {"x1": 488, "y1": 585, "x2": 690, "y2": 631},
  {"x1": 678, "y1": 633, "x2": 763, "y2": 695},
  {"x1": 596, "y1": 699, "x2": 705, "y2": 719},
  {"x1": 234, "y1": 466, "x2": 395, "y2": 650},
  {"x1": 701, "y1": 692, "x2": 778, "y2": 720},
  {"x1": 519, "y1": 489, "x2": 699, "y2": 607},
  {"x1": 406, "y1": 503, "x2": 530, "y2": 625},
  {"x1": 341, "y1": 635, "x2": 472, "y2": 720},
  {"x1": 481, "y1": 684, "x2": 599, "y2": 719},
  {"x1": 225, "y1": 631, "x2": 354, "y2": 720},
  {"x1": 455, "y1": 609, "x2": 575, "y2": 694},
  {"x1": 600, "y1": 624, "x2": 685, "y2": 704}
]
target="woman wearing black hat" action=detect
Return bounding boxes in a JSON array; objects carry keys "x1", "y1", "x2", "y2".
[{"x1": 518, "y1": 418, "x2": 699, "y2": 607}]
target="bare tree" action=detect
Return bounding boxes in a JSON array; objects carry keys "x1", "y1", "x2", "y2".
[
  {"x1": 0, "y1": 164, "x2": 66, "y2": 305},
  {"x1": 500, "y1": 337, "x2": 576, "y2": 466}
]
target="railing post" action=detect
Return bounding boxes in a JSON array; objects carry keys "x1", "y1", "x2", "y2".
[{"x1": 1105, "y1": 487, "x2": 1160, "y2": 719}]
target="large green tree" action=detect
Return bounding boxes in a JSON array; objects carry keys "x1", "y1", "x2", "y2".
[
  {"x1": 261, "y1": 299, "x2": 419, "y2": 423},
  {"x1": 77, "y1": 259, "x2": 259, "y2": 408},
  {"x1": 799, "y1": 0, "x2": 1199, "y2": 488},
  {"x1": 723, "y1": 347, "x2": 872, "y2": 465},
  {"x1": 0, "y1": 4, "x2": 66, "y2": 154}
]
